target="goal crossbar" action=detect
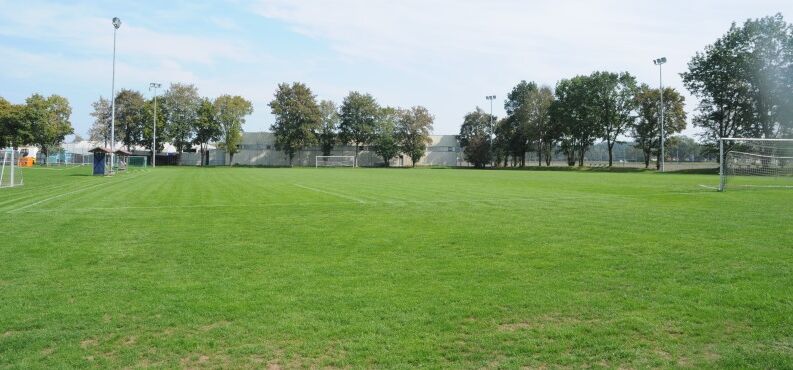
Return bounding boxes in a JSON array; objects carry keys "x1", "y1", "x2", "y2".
[
  {"x1": 315, "y1": 155, "x2": 356, "y2": 168},
  {"x1": 719, "y1": 138, "x2": 793, "y2": 191}
]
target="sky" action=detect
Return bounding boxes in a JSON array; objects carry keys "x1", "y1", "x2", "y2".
[{"x1": 1, "y1": 0, "x2": 791, "y2": 138}]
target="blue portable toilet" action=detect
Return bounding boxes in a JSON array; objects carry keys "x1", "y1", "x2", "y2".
[{"x1": 89, "y1": 147, "x2": 111, "y2": 176}]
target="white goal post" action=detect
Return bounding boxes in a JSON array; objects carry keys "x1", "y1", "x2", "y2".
[
  {"x1": 1, "y1": 147, "x2": 23, "y2": 188},
  {"x1": 719, "y1": 138, "x2": 793, "y2": 191},
  {"x1": 315, "y1": 155, "x2": 356, "y2": 168}
]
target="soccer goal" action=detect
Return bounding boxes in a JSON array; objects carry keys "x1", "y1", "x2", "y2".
[
  {"x1": 127, "y1": 156, "x2": 149, "y2": 168},
  {"x1": 1, "y1": 148, "x2": 23, "y2": 188},
  {"x1": 316, "y1": 155, "x2": 356, "y2": 168},
  {"x1": 719, "y1": 138, "x2": 793, "y2": 191}
]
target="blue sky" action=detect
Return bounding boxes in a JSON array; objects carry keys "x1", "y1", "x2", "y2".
[{"x1": 1, "y1": 0, "x2": 791, "y2": 138}]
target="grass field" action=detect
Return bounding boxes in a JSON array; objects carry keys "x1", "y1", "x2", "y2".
[{"x1": 1, "y1": 166, "x2": 792, "y2": 368}]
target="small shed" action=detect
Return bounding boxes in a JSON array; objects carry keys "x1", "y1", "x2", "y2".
[
  {"x1": 88, "y1": 147, "x2": 112, "y2": 176},
  {"x1": 115, "y1": 149, "x2": 133, "y2": 172}
]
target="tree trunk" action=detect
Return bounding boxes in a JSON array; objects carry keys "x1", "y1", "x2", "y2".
[
  {"x1": 578, "y1": 147, "x2": 585, "y2": 167},
  {"x1": 607, "y1": 142, "x2": 614, "y2": 167}
]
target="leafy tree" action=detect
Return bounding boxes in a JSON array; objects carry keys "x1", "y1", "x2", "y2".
[
  {"x1": 88, "y1": 97, "x2": 112, "y2": 146},
  {"x1": 503, "y1": 81, "x2": 535, "y2": 167},
  {"x1": 269, "y1": 83, "x2": 321, "y2": 166},
  {"x1": 193, "y1": 98, "x2": 221, "y2": 166},
  {"x1": 339, "y1": 92, "x2": 379, "y2": 163},
  {"x1": 114, "y1": 89, "x2": 146, "y2": 151},
  {"x1": 459, "y1": 107, "x2": 494, "y2": 168},
  {"x1": 25, "y1": 94, "x2": 73, "y2": 164},
  {"x1": 492, "y1": 118, "x2": 511, "y2": 167},
  {"x1": 0, "y1": 97, "x2": 29, "y2": 148},
  {"x1": 370, "y1": 107, "x2": 402, "y2": 166},
  {"x1": 215, "y1": 95, "x2": 253, "y2": 166},
  {"x1": 70, "y1": 134, "x2": 84, "y2": 143},
  {"x1": 317, "y1": 100, "x2": 339, "y2": 156},
  {"x1": 162, "y1": 83, "x2": 201, "y2": 153},
  {"x1": 590, "y1": 71, "x2": 638, "y2": 166},
  {"x1": 396, "y1": 106, "x2": 434, "y2": 167},
  {"x1": 682, "y1": 14, "x2": 793, "y2": 159},
  {"x1": 551, "y1": 76, "x2": 600, "y2": 166},
  {"x1": 632, "y1": 85, "x2": 687, "y2": 168}
]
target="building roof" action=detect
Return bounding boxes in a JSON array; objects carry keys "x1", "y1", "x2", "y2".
[{"x1": 88, "y1": 147, "x2": 112, "y2": 153}]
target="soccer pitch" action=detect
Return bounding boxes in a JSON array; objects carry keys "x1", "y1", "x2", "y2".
[{"x1": 1, "y1": 167, "x2": 792, "y2": 368}]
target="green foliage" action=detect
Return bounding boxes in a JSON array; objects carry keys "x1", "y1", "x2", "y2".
[
  {"x1": 632, "y1": 86, "x2": 687, "y2": 168},
  {"x1": 88, "y1": 97, "x2": 112, "y2": 146},
  {"x1": 193, "y1": 98, "x2": 221, "y2": 165},
  {"x1": 502, "y1": 81, "x2": 556, "y2": 167},
  {"x1": 162, "y1": 83, "x2": 201, "y2": 152},
  {"x1": 589, "y1": 71, "x2": 638, "y2": 166},
  {"x1": 370, "y1": 107, "x2": 402, "y2": 166},
  {"x1": 317, "y1": 100, "x2": 339, "y2": 156},
  {"x1": 396, "y1": 106, "x2": 434, "y2": 167},
  {"x1": 459, "y1": 107, "x2": 494, "y2": 168},
  {"x1": 215, "y1": 95, "x2": 253, "y2": 165},
  {"x1": 113, "y1": 89, "x2": 147, "y2": 150},
  {"x1": 0, "y1": 97, "x2": 29, "y2": 148},
  {"x1": 269, "y1": 83, "x2": 321, "y2": 165},
  {"x1": 339, "y1": 91, "x2": 379, "y2": 158},
  {"x1": 24, "y1": 93, "x2": 73, "y2": 162},
  {"x1": 551, "y1": 76, "x2": 600, "y2": 166},
  {"x1": 140, "y1": 97, "x2": 166, "y2": 153},
  {"x1": 682, "y1": 13, "x2": 793, "y2": 148}
]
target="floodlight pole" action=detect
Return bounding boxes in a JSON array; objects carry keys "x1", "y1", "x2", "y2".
[
  {"x1": 654, "y1": 57, "x2": 667, "y2": 172},
  {"x1": 110, "y1": 17, "x2": 121, "y2": 174},
  {"x1": 149, "y1": 82, "x2": 161, "y2": 168},
  {"x1": 486, "y1": 95, "x2": 496, "y2": 167}
]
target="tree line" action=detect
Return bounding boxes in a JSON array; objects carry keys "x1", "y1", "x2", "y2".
[
  {"x1": 268, "y1": 83, "x2": 434, "y2": 167},
  {"x1": 460, "y1": 14, "x2": 793, "y2": 169},
  {"x1": 88, "y1": 83, "x2": 253, "y2": 165},
  {"x1": 0, "y1": 94, "x2": 74, "y2": 164}
]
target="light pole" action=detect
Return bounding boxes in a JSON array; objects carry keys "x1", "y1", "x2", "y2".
[
  {"x1": 110, "y1": 17, "x2": 121, "y2": 174},
  {"x1": 149, "y1": 82, "x2": 161, "y2": 168},
  {"x1": 486, "y1": 95, "x2": 496, "y2": 166},
  {"x1": 653, "y1": 57, "x2": 667, "y2": 172}
]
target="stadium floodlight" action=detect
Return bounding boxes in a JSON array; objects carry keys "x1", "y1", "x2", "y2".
[
  {"x1": 485, "y1": 95, "x2": 496, "y2": 152},
  {"x1": 653, "y1": 57, "x2": 667, "y2": 172},
  {"x1": 149, "y1": 82, "x2": 161, "y2": 168},
  {"x1": 110, "y1": 17, "x2": 122, "y2": 174}
]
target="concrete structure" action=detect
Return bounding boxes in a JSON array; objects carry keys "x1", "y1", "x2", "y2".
[{"x1": 185, "y1": 132, "x2": 465, "y2": 167}]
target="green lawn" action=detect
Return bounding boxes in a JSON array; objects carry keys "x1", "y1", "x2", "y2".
[{"x1": 1, "y1": 166, "x2": 792, "y2": 368}]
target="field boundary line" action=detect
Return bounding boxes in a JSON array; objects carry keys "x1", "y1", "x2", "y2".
[
  {"x1": 294, "y1": 184, "x2": 366, "y2": 204},
  {"x1": 6, "y1": 173, "x2": 145, "y2": 213}
]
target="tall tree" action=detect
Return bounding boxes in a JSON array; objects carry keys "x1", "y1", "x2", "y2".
[
  {"x1": 339, "y1": 92, "x2": 379, "y2": 164},
  {"x1": 503, "y1": 81, "x2": 535, "y2": 167},
  {"x1": 193, "y1": 98, "x2": 222, "y2": 166},
  {"x1": 162, "y1": 83, "x2": 201, "y2": 153},
  {"x1": 370, "y1": 107, "x2": 402, "y2": 166},
  {"x1": 459, "y1": 107, "x2": 494, "y2": 168},
  {"x1": 215, "y1": 95, "x2": 253, "y2": 166},
  {"x1": 396, "y1": 106, "x2": 434, "y2": 167},
  {"x1": 317, "y1": 100, "x2": 339, "y2": 156},
  {"x1": 0, "y1": 97, "x2": 29, "y2": 148},
  {"x1": 590, "y1": 71, "x2": 638, "y2": 166},
  {"x1": 113, "y1": 89, "x2": 146, "y2": 151},
  {"x1": 632, "y1": 85, "x2": 687, "y2": 168},
  {"x1": 88, "y1": 97, "x2": 112, "y2": 146},
  {"x1": 682, "y1": 14, "x2": 793, "y2": 159},
  {"x1": 269, "y1": 83, "x2": 321, "y2": 166},
  {"x1": 25, "y1": 94, "x2": 73, "y2": 164},
  {"x1": 551, "y1": 76, "x2": 600, "y2": 166}
]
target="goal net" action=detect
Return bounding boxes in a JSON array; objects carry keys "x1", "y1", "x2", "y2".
[
  {"x1": 127, "y1": 156, "x2": 149, "y2": 168},
  {"x1": 719, "y1": 138, "x2": 793, "y2": 191},
  {"x1": 316, "y1": 155, "x2": 356, "y2": 168},
  {"x1": 1, "y1": 148, "x2": 23, "y2": 188}
]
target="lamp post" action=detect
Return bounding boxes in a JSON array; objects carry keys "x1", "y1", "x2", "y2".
[
  {"x1": 485, "y1": 95, "x2": 496, "y2": 167},
  {"x1": 149, "y1": 82, "x2": 161, "y2": 168},
  {"x1": 653, "y1": 57, "x2": 667, "y2": 172},
  {"x1": 110, "y1": 17, "x2": 121, "y2": 174}
]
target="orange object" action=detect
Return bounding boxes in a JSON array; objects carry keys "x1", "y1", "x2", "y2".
[{"x1": 18, "y1": 157, "x2": 35, "y2": 167}]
